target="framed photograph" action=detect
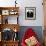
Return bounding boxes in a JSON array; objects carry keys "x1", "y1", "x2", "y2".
[
  {"x1": 2, "y1": 10, "x2": 9, "y2": 15},
  {"x1": 25, "y1": 7, "x2": 36, "y2": 20}
]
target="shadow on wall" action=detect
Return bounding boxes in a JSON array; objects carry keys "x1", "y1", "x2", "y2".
[{"x1": 18, "y1": 26, "x2": 44, "y2": 44}]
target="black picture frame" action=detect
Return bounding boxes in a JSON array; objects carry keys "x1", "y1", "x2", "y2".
[{"x1": 25, "y1": 7, "x2": 36, "y2": 20}]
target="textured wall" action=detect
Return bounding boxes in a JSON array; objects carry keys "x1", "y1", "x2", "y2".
[{"x1": 18, "y1": 0, "x2": 44, "y2": 26}]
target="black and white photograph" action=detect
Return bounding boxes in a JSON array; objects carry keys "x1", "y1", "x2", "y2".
[{"x1": 25, "y1": 7, "x2": 36, "y2": 20}]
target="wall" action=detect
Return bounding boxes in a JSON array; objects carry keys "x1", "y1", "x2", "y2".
[
  {"x1": 0, "y1": 0, "x2": 15, "y2": 7},
  {"x1": 18, "y1": 0, "x2": 44, "y2": 26},
  {"x1": 0, "y1": 0, "x2": 44, "y2": 26}
]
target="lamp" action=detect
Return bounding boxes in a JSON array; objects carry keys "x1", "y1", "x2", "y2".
[
  {"x1": 14, "y1": 28, "x2": 17, "y2": 32},
  {"x1": 15, "y1": 0, "x2": 17, "y2": 7}
]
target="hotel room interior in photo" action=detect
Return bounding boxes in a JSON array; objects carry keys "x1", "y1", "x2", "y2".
[{"x1": 0, "y1": 0, "x2": 46, "y2": 46}]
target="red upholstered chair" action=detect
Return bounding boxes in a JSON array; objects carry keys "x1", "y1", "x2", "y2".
[{"x1": 21, "y1": 28, "x2": 41, "y2": 46}]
